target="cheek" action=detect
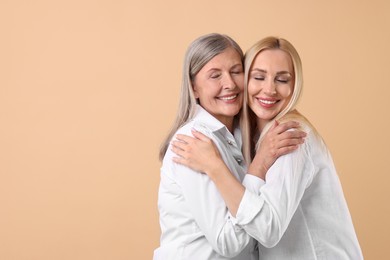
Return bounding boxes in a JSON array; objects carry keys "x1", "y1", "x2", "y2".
[
  {"x1": 247, "y1": 82, "x2": 257, "y2": 96},
  {"x1": 247, "y1": 85, "x2": 256, "y2": 107},
  {"x1": 235, "y1": 75, "x2": 245, "y2": 90},
  {"x1": 279, "y1": 85, "x2": 293, "y2": 99}
]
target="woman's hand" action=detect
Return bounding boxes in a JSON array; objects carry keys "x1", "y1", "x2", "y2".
[
  {"x1": 171, "y1": 129, "x2": 225, "y2": 176},
  {"x1": 249, "y1": 121, "x2": 306, "y2": 179},
  {"x1": 172, "y1": 129, "x2": 245, "y2": 216}
]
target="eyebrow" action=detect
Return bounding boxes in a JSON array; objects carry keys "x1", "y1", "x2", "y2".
[
  {"x1": 206, "y1": 68, "x2": 221, "y2": 73},
  {"x1": 206, "y1": 63, "x2": 243, "y2": 73},
  {"x1": 231, "y1": 63, "x2": 243, "y2": 69},
  {"x1": 250, "y1": 68, "x2": 292, "y2": 76}
]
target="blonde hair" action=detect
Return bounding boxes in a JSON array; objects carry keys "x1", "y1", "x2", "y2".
[
  {"x1": 159, "y1": 33, "x2": 244, "y2": 160},
  {"x1": 241, "y1": 36, "x2": 307, "y2": 163}
]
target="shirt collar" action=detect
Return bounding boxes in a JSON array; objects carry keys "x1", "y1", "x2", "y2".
[
  {"x1": 193, "y1": 105, "x2": 242, "y2": 149},
  {"x1": 194, "y1": 105, "x2": 226, "y2": 132}
]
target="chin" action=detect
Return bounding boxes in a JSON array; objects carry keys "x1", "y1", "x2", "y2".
[{"x1": 226, "y1": 107, "x2": 241, "y2": 116}]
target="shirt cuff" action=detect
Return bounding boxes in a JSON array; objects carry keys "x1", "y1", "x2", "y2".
[
  {"x1": 242, "y1": 174, "x2": 265, "y2": 195},
  {"x1": 234, "y1": 189, "x2": 265, "y2": 226}
]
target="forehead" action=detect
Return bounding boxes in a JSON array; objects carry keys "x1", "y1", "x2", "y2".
[
  {"x1": 252, "y1": 49, "x2": 293, "y2": 70},
  {"x1": 203, "y1": 47, "x2": 242, "y2": 69}
]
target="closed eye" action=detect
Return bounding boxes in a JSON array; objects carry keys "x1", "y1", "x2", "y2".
[
  {"x1": 275, "y1": 76, "x2": 291, "y2": 83},
  {"x1": 254, "y1": 76, "x2": 265, "y2": 80},
  {"x1": 276, "y1": 79, "x2": 288, "y2": 83}
]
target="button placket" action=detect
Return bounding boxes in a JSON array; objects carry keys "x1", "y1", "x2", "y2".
[
  {"x1": 229, "y1": 141, "x2": 243, "y2": 165},
  {"x1": 226, "y1": 137, "x2": 236, "y2": 146}
]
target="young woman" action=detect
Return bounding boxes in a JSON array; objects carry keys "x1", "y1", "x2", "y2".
[
  {"x1": 154, "y1": 34, "x2": 306, "y2": 259},
  {"x1": 171, "y1": 36, "x2": 363, "y2": 259}
]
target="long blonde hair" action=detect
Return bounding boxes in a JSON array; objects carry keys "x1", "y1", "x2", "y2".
[
  {"x1": 159, "y1": 33, "x2": 244, "y2": 161},
  {"x1": 241, "y1": 37, "x2": 306, "y2": 163}
]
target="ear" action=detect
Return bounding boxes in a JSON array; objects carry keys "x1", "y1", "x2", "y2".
[{"x1": 192, "y1": 83, "x2": 199, "y2": 99}]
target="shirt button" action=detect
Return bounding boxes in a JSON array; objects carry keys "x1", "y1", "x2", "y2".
[
  {"x1": 227, "y1": 140, "x2": 233, "y2": 145},
  {"x1": 235, "y1": 158, "x2": 242, "y2": 164}
]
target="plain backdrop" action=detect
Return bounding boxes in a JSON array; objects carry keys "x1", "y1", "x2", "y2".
[{"x1": 1, "y1": 0, "x2": 389, "y2": 259}]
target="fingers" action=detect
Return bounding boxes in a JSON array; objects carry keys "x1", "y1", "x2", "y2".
[
  {"x1": 271, "y1": 129, "x2": 305, "y2": 149},
  {"x1": 274, "y1": 121, "x2": 301, "y2": 134},
  {"x1": 175, "y1": 134, "x2": 195, "y2": 143},
  {"x1": 276, "y1": 145, "x2": 300, "y2": 157},
  {"x1": 171, "y1": 140, "x2": 186, "y2": 156},
  {"x1": 279, "y1": 129, "x2": 307, "y2": 141},
  {"x1": 265, "y1": 121, "x2": 306, "y2": 146},
  {"x1": 191, "y1": 128, "x2": 212, "y2": 142},
  {"x1": 175, "y1": 129, "x2": 211, "y2": 143},
  {"x1": 277, "y1": 137, "x2": 305, "y2": 148},
  {"x1": 171, "y1": 130, "x2": 210, "y2": 156},
  {"x1": 172, "y1": 156, "x2": 185, "y2": 164},
  {"x1": 269, "y1": 120, "x2": 280, "y2": 131}
]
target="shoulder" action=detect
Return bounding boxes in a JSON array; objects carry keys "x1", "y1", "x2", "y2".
[
  {"x1": 279, "y1": 111, "x2": 327, "y2": 154},
  {"x1": 175, "y1": 121, "x2": 196, "y2": 136},
  {"x1": 279, "y1": 110, "x2": 320, "y2": 140},
  {"x1": 160, "y1": 122, "x2": 195, "y2": 179},
  {"x1": 174, "y1": 119, "x2": 215, "y2": 137},
  {"x1": 162, "y1": 119, "x2": 216, "y2": 163},
  {"x1": 292, "y1": 121, "x2": 329, "y2": 163},
  {"x1": 177, "y1": 117, "x2": 222, "y2": 140}
]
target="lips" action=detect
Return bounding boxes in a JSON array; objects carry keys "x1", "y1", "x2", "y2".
[
  {"x1": 259, "y1": 99, "x2": 277, "y2": 105},
  {"x1": 217, "y1": 94, "x2": 238, "y2": 101},
  {"x1": 256, "y1": 98, "x2": 278, "y2": 108}
]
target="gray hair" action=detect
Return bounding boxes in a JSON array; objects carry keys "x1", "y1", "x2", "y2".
[{"x1": 159, "y1": 33, "x2": 244, "y2": 160}]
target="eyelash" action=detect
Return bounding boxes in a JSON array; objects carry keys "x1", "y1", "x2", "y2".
[
  {"x1": 277, "y1": 79, "x2": 289, "y2": 83},
  {"x1": 253, "y1": 77, "x2": 289, "y2": 83},
  {"x1": 210, "y1": 71, "x2": 242, "y2": 79},
  {"x1": 254, "y1": 77, "x2": 265, "y2": 81}
]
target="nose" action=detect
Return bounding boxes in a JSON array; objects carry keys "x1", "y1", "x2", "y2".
[
  {"x1": 221, "y1": 73, "x2": 236, "y2": 90},
  {"x1": 263, "y1": 79, "x2": 277, "y2": 95}
]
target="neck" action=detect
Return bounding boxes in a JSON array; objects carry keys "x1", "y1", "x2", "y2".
[
  {"x1": 256, "y1": 118, "x2": 269, "y2": 132},
  {"x1": 223, "y1": 118, "x2": 235, "y2": 133}
]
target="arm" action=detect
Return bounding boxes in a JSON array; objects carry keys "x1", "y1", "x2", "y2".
[
  {"x1": 248, "y1": 120, "x2": 306, "y2": 180},
  {"x1": 173, "y1": 132, "x2": 314, "y2": 248},
  {"x1": 171, "y1": 121, "x2": 306, "y2": 216},
  {"x1": 172, "y1": 122, "x2": 311, "y2": 248},
  {"x1": 165, "y1": 128, "x2": 251, "y2": 257},
  {"x1": 236, "y1": 139, "x2": 315, "y2": 247}
]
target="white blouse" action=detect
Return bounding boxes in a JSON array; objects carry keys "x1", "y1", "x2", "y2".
[
  {"x1": 236, "y1": 124, "x2": 363, "y2": 259},
  {"x1": 154, "y1": 105, "x2": 258, "y2": 260}
]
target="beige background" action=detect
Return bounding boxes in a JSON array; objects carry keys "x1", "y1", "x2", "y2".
[{"x1": 1, "y1": 0, "x2": 388, "y2": 259}]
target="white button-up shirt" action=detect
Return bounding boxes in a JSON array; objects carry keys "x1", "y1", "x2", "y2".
[
  {"x1": 236, "y1": 124, "x2": 363, "y2": 259},
  {"x1": 154, "y1": 105, "x2": 258, "y2": 260}
]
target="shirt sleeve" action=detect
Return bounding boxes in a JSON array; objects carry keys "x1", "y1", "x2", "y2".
[
  {"x1": 228, "y1": 174, "x2": 265, "y2": 224},
  {"x1": 242, "y1": 174, "x2": 265, "y2": 195},
  {"x1": 234, "y1": 134, "x2": 316, "y2": 248},
  {"x1": 162, "y1": 121, "x2": 254, "y2": 257},
  {"x1": 167, "y1": 161, "x2": 252, "y2": 257}
]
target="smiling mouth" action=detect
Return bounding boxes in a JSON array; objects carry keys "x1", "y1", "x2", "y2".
[
  {"x1": 258, "y1": 99, "x2": 277, "y2": 105},
  {"x1": 218, "y1": 94, "x2": 238, "y2": 101}
]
